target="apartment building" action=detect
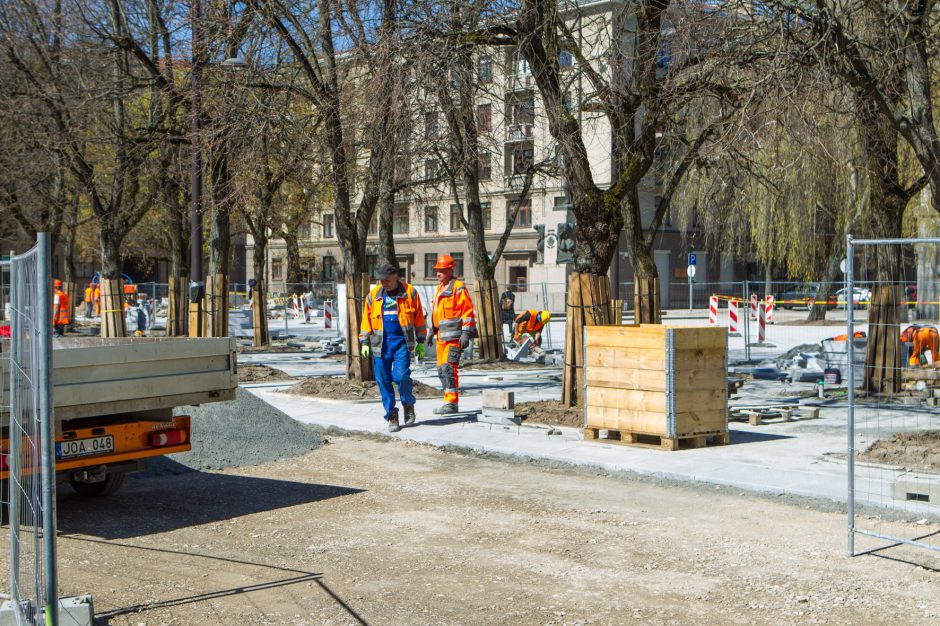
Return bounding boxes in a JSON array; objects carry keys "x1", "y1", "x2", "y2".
[{"x1": 251, "y1": 0, "x2": 742, "y2": 308}]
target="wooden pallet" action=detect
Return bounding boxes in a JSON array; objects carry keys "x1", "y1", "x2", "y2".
[
  {"x1": 582, "y1": 427, "x2": 730, "y2": 451},
  {"x1": 728, "y1": 406, "x2": 820, "y2": 426}
]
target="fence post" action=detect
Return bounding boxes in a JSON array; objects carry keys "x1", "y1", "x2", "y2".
[
  {"x1": 38, "y1": 233, "x2": 59, "y2": 625},
  {"x1": 846, "y1": 235, "x2": 855, "y2": 557},
  {"x1": 541, "y1": 281, "x2": 552, "y2": 349}
]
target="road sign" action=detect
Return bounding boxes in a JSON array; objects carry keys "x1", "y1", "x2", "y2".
[
  {"x1": 687, "y1": 265, "x2": 696, "y2": 278},
  {"x1": 688, "y1": 252, "x2": 697, "y2": 266}
]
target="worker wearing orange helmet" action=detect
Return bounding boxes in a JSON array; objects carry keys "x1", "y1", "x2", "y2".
[
  {"x1": 52, "y1": 279, "x2": 70, "y2": 335},
  {"x1": 513, "y1": 309, "x2": 551, "y2": 347},
  {"x1": 83, "y1": 282, "x2": 94, "y2": 318},
  {"x1": 429, "y1": 254, "x2": 475, "y2": 414},
  {"x1": 900, "y1": 325, "x2": 940, "y2": 366}
]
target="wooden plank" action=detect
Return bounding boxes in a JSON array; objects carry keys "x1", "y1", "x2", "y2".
[
  {"x1": 586, "y1": 403, "x2": 727, "y2": 435},
  {"x1": 586, "y1": 327, "x2": 726, "y2": 351},
  {"x1": 586, "y1": 367, "x2": 727, "y2": 391},
  {"x1": 586, "y1": 347, "x2": 727, "y2": 372},
  {"x1": 586, "y1": 386, "x2": 726, "y2": 413}
]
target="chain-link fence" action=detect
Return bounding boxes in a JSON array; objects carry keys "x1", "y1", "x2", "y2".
[
  {"x1": 2, "y1": 234, "x2": 58, "y2": 624},
  {"x1": 845, "y1": 236, "x2": 940, "y2": 558}
]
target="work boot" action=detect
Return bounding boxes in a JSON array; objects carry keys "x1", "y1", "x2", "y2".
[
  {"x1": 387, "y1": 410, "x2": 401, "y2": 433},
  {"x1": 403, "y1": 404, "x2": 416, "y2": 426},
  {"x1": 432, "y1": 402, "x2": 459, "y2": 416}
]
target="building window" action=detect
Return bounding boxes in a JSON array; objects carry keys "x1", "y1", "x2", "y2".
[
  {"x1": 393, "y1": 204, "x2": 410, "y2": 235},
  {"x1": 478, "y1": 154, "x2": 492, "y2": 181},
  {"x1": 450, "y1": 204, "x2": 464, "y2": 231},
  {"x1": 553, "y1": 195, "x2": 570, "y2": 211},
  {"x1": 424, "y1": 111, "x2": 439, "y2": 140},
  {"x1": 271, "y1": 258, "x2": 283, "y2": 281},
  {"x1": 451, "y1": 252, "x2": 465, "y2": 277},
  {"x1": 424, "y1": 253, "x2": 437, "y2": 278},
  {"x1": 507, "y1": 146, "x2": 534, "y2": 175},
  {"x1": 366, "y1": 254, "x2": 378, "y2": 279},
  {"x1": 476, "y1": 104, "x2": 492, "y2": 132},
  {"x1": 424, "y1": 159, "x2": 439, "y2": 181},
  {"x1": 477, "y1": 56, "x2": 492, "y2": 83},
  {"x1": 509, "y1": 265, "x2": 528, "y2": 292},
  {"x1": 299, "y1": 222, "x2": 311, "y2": 239},
  {"x1": 559, "y1": 49, "x2": 573, "y2": 69},
  {"x1": 323, "y1": 213, "x2": 334, "y2": 238},
  {"x1": 322, "y1": 255, "x2": 335, "y2": 281},
  {"x1": 481, "y1": 202, "x2": 491, "y2": 230},
  {"x1": 509, "y1": 96, "x2": 535, "y2": 126},
  {"x1": 425, "y1": 206, "x2": 438, "y2": 232},
  {"x1": 508, "y1": 199, "x2": 532, "y2": 228}
]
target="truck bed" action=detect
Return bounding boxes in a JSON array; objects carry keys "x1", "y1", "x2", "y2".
[{"x1": 2, "y1": 336, "x2": 238, "y2": 421}]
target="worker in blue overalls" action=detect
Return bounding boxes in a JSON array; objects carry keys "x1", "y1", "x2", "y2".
[{"x1": 359, "y1": 264, "x2": 427, "y2": 432}]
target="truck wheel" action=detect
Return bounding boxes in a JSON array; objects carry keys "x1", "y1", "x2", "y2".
[{"x1": 69, "y1": 471, "x2": 126, "y2": 497}]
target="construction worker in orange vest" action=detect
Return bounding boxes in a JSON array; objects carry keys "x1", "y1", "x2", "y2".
[
  {"x1": 83, "y1": 283, "x2": 94, "y2": 318},
  {"x1": 93, "y1": 282, "x2": 101, "y2": 317},
  {"x1": 360, "y1": 264, "x2": 427, "y2": 432},
  {"x1": 513, "y1": 309, "x2": 551, "y2": 347},
  {"x1": 900, "y1": 325, "x2": 940, "y2": 366},
  {"x1": 53, "y1": 279, "x2": 70, "y2": 335},
  {"x1": 429, "y1": 254, "x2": 475, "y2": 415}
]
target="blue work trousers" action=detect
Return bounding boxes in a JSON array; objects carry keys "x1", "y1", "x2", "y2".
[{"x1": 374, "y1": 333, "x2": 415, "y2": 420}]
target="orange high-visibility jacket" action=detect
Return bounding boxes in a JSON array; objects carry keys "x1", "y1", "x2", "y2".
[
  {"x1": 53, "y1": 289, "x2": 70, "y2": 326},
  {"x1": 902, "y1": 325, "x2": 940, "y2": 366},
  {"x1": 359, "y1": 280, "x2": 427, "y2": 356},
  {"x1": 84, "y1": 286, "x2": 93, "y2": 303},
  {"x1": 513, "y1": 310, "x2": 545, "y2": 338},
  {"x1": 432, "y1": 277, "x2": 475, "y2": 341}
]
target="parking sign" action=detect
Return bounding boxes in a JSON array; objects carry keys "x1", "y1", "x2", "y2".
[{"x1": 688, "y1": 252, "x2": 697, "y2": 266}]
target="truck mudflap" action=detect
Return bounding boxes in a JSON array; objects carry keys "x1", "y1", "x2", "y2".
[{"x1": 0, "y1": 415, "x2": 192, "y2": 480}]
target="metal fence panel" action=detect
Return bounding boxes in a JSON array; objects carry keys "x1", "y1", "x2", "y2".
[
  {"x1": 3, "y1": 234, "x2": 58, "y2": 624},
  {"x1": 846, "y1": 236, "x2": 940, "y2": 558}
]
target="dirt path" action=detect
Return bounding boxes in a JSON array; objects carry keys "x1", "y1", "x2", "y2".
[{"x1": 19, "y1": 437, "x2": 940, "y2": 625}]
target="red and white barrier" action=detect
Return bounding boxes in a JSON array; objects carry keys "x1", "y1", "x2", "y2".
[
  {"x1": 728, "y1": 300, "x2": 740, "y2": 336},
  {"x1": 708, "y1": 295, "x2": 719, "y2": 326},
  {"x1": 764, "y1": 295, "x2": 774, "y2": 324},
  {"x1": 750, "y1": 293, "x2": 758, "y2": 319},
  {"x1": 758, "y1": 301, "x2": 767, "y2": 343},
  {"x1": 324, "y1": 299, "x2": 333, "y2": 329}
]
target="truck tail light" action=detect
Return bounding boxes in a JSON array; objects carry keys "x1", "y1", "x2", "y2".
[{"x1": 150, "y1": 429, "x2": 187, "y2": 448}]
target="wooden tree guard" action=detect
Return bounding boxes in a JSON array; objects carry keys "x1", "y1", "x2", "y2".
[
  {"x1": 204, "y1": 273, "x2": 228, "y2": 338},
  {"x1": 865, "y1": 285, "x2": 902, "y2": 393},
  {"x1": 345, "y1": 273, "x2": 375, "y2": 382},
  {"x1": 585, "y1": 324, "x2": 729, "y2": 450},
  {"x1": 99, "y1": 278, "x2": 126, "y2": 338},
  {"x1": 64, "y1": 280, "x2": 77, "y2": 325},
  {"x1": 251, "y1": 279, "x2": 269, "y2": 347},
  {"x1": 562, "y1": 272, "x2": 614, "y2": 407},
  {"x1": 166, "y1": 275, "x2": 187, "y2": 337},
  {"x1": 634, "y1": 277, "x2": 662, "y2": 324},
  {"x1": 471, "y1": 278, "x2": 504, "y2": 362}
]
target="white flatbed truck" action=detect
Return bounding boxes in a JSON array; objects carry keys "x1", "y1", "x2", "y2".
[{"x1": 1, "y1": 336, "x2": 237, "y2": 496}]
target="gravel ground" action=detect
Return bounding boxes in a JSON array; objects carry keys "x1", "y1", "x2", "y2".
[
  {"x1": 860, "y1": 430, "x2": 940, "y2": 472},
  {"x1": 238, "y1": 364, "x2": 294, "y2": 383},
  {"x1": 168, "y1": 388, "x2": 326, "y2": 470},
  {"x1": 36, "y1": 435, "x2": 940, "y2": 625},
  {"x1": 284, "y1": 376, "x2": 439, "y2": 400},
  {"x1": 516, "y1": 399, "x2": 584, "y2": 427}
]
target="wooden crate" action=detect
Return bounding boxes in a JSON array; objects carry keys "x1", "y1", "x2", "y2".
[{"x1": 585, "y1": 324, "x2": 728, "y2": 445}]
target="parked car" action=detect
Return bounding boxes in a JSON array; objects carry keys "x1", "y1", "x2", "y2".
[
  {"x1": 832, "y1": 287, "x2": 872, "y2": 308},
  {"x1": 773, "y1": 283, "x2": 821, "y2": 310}
]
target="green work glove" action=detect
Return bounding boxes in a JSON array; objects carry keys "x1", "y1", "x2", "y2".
[
  {"x1": 360, "y1": 343, "x2": 371, "y2": 358},
  {"x1": 416, "y1": 343, "x2": 426, "y2": 360}
]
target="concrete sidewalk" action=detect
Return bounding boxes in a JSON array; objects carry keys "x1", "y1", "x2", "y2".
[{"x1": 243, "y1": 381, "x2": 933, "y2": 516}]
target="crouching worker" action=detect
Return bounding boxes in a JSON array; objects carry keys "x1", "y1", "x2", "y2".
[
  {"x1": 429, "y1": 255, "x2": 475, "y2": 415},
  {"x1": 360, "y1": 264, "x2": 427, "y2": 432},
  {"x1": 901, "y1": 324, "x2": 940, "y2": 366},
  {"x1": 513, "y1": 309, "x2": 550, "y2": 347}
]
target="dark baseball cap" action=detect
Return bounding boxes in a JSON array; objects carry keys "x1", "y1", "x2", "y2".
[{"x1": 376, "y1": 263, "x2": 399, "y2": 278}]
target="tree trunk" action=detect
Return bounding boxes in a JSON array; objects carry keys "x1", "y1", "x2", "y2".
[
  {"x1": 284, "y1": 230, "x2": 304, "y2": 286},
  {"x1": 99, "y1": 225, "x2": 126, "y2": 338},
  {"x1": 808, "y1": 241, "x2": 843, "y2": 322},
  {"x1": 345, "y1": 273, "x2": 374, "y2": 382},
  {"x1": 208, "y1": 151, "x2": 231, "y2": 339},
  {"x1": 377, "y1": 185, "x2": 397, "y2": 268},
  {"x1": 252, "y1": 240, "x2": 270, "y2": 347},
  {"x1": 624, "y1": 197, "x2": 660, "y2": 325},
  {"x1": 63, "y1": 192, "x2": 78, "y2": 322},
  {"x1": 915, "y1": 209, "x2": 940, "y2": 321}
]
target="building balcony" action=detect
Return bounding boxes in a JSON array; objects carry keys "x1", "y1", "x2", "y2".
[{"x1": 505, "y1": 124, "x2": 535, "y2": 142}]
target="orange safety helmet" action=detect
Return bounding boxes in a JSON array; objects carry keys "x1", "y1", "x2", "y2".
[
  {"x1": 53, "y1": 279, "x2": 62, "y2": 288},
  {"x1": 433, "y1": 254, "x2": 456, "y2": 270}
]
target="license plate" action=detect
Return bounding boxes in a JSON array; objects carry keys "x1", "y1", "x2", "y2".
[{"x1": 56, "y1": 436, "x2": 114, "y2": 459}]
